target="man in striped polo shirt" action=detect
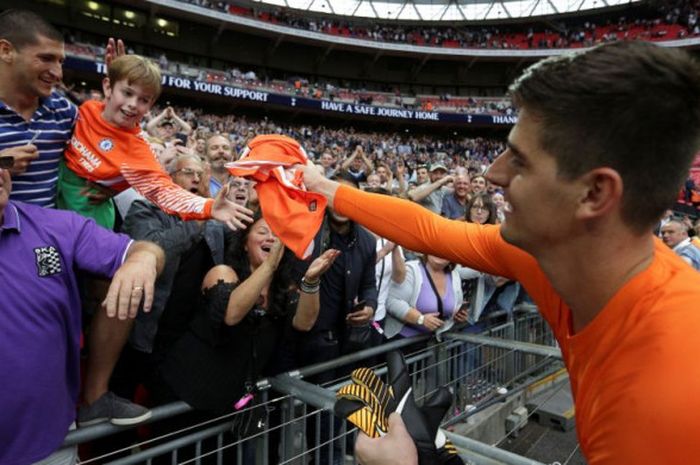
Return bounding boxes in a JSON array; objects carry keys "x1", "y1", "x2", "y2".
[
  {"x1": 0, "y1": 10, "x2": 155, "y2": 431},
  {"x1": 0, "y1": 9, "x2": 77, "y2": 208}
]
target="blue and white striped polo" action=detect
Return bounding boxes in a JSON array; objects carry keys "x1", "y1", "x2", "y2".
[{"x1": 1, "y1": 92, "x2": 77, "y2": 207}]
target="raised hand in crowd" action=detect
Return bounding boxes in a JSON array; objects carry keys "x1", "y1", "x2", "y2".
[
  {"x1": 104, "y1": 37, "x2": 126, "y2": 67},
  {"x1": 198, "y1": 161, "x2": 212, "y2": 198},
  {"x1": 304, "y1": 248, "x2": 342, "y2": 282},
  {"x1": 408, "y1": 172, "x2": 454, "y2": 204},
  {"x1": 146, "y1": 106, "x2": 193, "y2": 137},
  {"x1": 292, "y1": 248, "x2": 343, "y2": 330},
  {"x1": 2, "y1": 145, "x2": 38, "y2": 175},
  {"x1": 265, "y1": 237, "x2": 286, "y2": 270},
  {"x1": 358, "y1": 146, "x2": 375, "y2": 171},
  {"x1": 339, "y1": 145, "x2": 361, "y2": 172},
  {"x1": 376, "y1": 240, "x2": 396, "y2": 263},
  {"x1": 395, "y1": 162, "x2": 408, "y2": 196},
  {"x1": 210, "y1": 183, "x2": 255, "y2": 230}
]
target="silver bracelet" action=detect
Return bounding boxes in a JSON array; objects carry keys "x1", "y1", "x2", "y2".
[{"x1": 300, "y1": 277, "x2": 320, "y2": 294}]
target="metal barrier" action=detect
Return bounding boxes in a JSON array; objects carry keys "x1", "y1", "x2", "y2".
[{"x1": 64, "y1": 310, "x2": 564, "y2": 465}]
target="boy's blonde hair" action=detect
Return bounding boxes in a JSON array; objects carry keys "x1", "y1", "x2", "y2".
[{"x1": 108, "y1": 55, "x2": 162, "y2": 100}]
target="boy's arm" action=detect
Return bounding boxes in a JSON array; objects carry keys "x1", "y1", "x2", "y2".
[{"x1": 120, "y1": 142, "x2": 252, "y2": 228}]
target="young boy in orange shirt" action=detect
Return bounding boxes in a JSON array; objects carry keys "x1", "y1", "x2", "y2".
[{"x1": 58, "y1": 54, "x2": 251, "y2": 230}]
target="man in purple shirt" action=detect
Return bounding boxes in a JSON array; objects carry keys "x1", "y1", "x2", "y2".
[{"x1": 0, "y1": 161, "x2": 164, "y2": 465}]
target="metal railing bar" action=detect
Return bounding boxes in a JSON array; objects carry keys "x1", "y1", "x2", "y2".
[
  {"x1": 278, "y1": 334, "x2": 431, "y2": 380},
  {"x1": 456, "y1": 448, "x2": 519, "y2": 465},
  {"x1": 78, "y1": 396, "x2": 291, "y2": 464},
  {"x1": 62, "y1": 313, "x2": 561, "y2": 465},
  {"x1": 104, "y1": 422, "x2": 232, "y2": 465},
  {"x1": 445, "y1": 334, "x2": 562, "y2": 359},
  {"x1": 269, "y1": 375, "x2": 337, "y2": 411},
  {"x1": 443, "y1": 430, "x2": 547, "y2": 465}
]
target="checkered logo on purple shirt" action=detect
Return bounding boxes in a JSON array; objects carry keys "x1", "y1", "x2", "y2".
[{"x1": 34, "y1": 246, "x2": 62, "y2": 277}]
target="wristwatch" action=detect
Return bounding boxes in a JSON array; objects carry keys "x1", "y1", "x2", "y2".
[{"x1": 416, "y1": 314, "x2": 425, "y2": 326}]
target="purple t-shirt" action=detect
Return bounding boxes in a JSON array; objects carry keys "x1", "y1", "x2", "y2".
[
  {"x1": 0, "y1": 201, "x2": 131, "y2": 465},
  {"x1": 400, "y1": 266, "x2": 455, "y2": 338}
]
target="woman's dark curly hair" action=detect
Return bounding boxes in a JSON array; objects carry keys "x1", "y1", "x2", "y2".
[{"x1": 224, "y1": 210, "x2": 296, "y2": 318}]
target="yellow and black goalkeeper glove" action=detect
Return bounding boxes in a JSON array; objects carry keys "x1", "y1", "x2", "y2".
[{"x1": 334, "y1": 351, "x2": 464, "y2": 465}]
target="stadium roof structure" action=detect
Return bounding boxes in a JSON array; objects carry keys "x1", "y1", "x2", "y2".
[{"x1": 249, "y1": 0, "x2": 640, "y2": 21}]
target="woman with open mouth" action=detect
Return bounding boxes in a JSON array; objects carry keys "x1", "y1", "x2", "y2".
[{"x1": 155, "y1": 211, "x2": 340, "y2": 414}]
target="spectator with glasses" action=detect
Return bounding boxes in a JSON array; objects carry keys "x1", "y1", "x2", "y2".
[
  {"x1": 226, "y1": 176, "x2": 254, "y2": 208},
  {"x1": 464, "y1": 192, "x2": 521, "y2": 324},
  {"x1": 112, "y1": 153, "x2": 234, "y2": 403},
  {"x1": 466, "y1": 192, "x2": 498, "y2": 225}
]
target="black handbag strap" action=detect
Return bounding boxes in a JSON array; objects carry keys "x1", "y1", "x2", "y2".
[
  {"x1": 377, "y1": 239, "x2": 386, "y2": 293},
  {"x1": 421, "y1": 262, "x2": 444, "y2": 318}
]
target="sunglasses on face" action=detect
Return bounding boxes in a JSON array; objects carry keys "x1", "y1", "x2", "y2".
[{"x1": 0, "y1": 156, "x2": 14, "y2": 170}]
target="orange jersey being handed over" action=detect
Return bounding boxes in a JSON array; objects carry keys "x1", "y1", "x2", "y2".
[
  {"x1": 334, "y1": 185, "x2": 700, "y2": 465},
  {"x1": 63, "y1": 100, "x2": 213, "y2": 221}
]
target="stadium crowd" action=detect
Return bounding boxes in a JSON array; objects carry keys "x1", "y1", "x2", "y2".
[
  {"x1": 179, "y1": 0, "x2": 700, "y2": 49},
  {"x1": 2, "y1": 8, "x2": 700, "y2": 465},
  {"x1": 64, "y1": 39, "x2": 515, "y2": 115}
]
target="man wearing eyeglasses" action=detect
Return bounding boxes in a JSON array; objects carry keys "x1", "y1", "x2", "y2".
[
  {"x1": 0, "y1": 160, "x2": 164, "y2": 465},
  {"x1": 113, "y1": 154, "x2": 232, "y2": 399}
]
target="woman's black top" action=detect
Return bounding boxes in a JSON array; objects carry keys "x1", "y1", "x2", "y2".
[{"x1": 159, "y1": 280, "x2": 298, "y2": 412}]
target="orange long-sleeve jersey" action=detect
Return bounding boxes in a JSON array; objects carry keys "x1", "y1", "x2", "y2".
[
  {"x1": 227, "y1": 135, "x2": 327, "y2": 259},
  {"x1": 63, "y1": 100, "x2": 213, "y2": 220},
  {"x1": 334, "y1": 185, "x2": 700, "y2": 465}
]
